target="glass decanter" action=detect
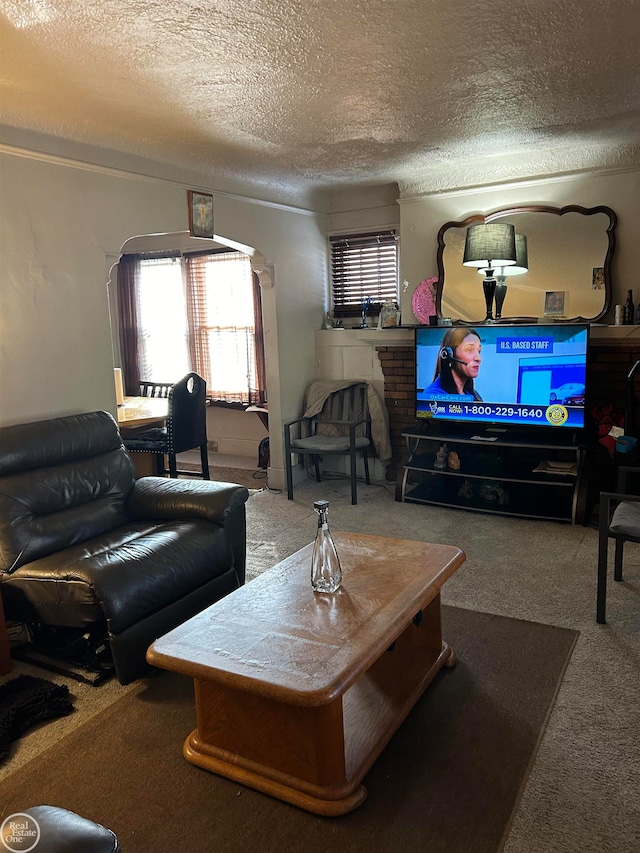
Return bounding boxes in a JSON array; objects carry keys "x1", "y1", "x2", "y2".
[{"x1": 311, "y1": 500, "x2": 342, "y2": 593}]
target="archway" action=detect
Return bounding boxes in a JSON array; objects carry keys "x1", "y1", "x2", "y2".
[{"x1": 107, "y1": 230, "x2": 276, "y2": 482}]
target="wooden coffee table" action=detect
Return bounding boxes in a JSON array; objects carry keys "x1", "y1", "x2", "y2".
[{"x1": 147, "y1": 532, "x2": 465, "y2": 815}]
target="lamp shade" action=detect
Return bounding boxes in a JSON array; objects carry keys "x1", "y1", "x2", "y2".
[
  {"x1": 479, "y1": 233, "x2": 529, "y2": 277},
  {"x1": 463, "y1": 223, "x2": 517, "y2": 268}
]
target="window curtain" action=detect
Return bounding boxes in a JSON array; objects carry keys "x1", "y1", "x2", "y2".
[{"x1": 116, "y1": 254, "x2": 140, "y2": 395}]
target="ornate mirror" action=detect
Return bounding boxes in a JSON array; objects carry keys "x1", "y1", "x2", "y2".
[{"x1": 436, "y1": 205, "x2": 616, "y2": 324}]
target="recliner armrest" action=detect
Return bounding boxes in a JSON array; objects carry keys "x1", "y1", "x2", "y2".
[{"x1": 126, "y1": 477, "x2": 249, "y2": 527}]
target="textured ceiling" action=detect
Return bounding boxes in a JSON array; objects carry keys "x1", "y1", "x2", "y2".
[{"x1": 1, "y1": 0, "x2": 639, "y2": 208}]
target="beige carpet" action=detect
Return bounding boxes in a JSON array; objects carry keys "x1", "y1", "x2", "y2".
[
  {"x1": 1, "y1": 607, "x2": 577, "y2": 853},
  {"x1": 179, "y1": 462, "x2": 268, "y2": 491},
  {"x1": 1, "y1": 475, "x2": 639, "y2": 851}
]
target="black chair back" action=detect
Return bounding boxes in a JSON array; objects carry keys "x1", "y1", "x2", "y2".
[
  {"x1": 167, "y1": 373, "x2": 208, "y2": 455},
  {"x1": 139, "y1": 381, "x2": 172, "y2": 398}
]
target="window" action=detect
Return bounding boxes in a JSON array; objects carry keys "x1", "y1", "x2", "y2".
[
  {"x1": 330, "y1": 230, "x2": 398, "y2": 318},
  {"x1": 136, "y1": 256, "x2": 190, "y2": 381},
  {"x1": 119, "y1": 250, "x2": 265, "y2": 407},
  {"x1": 185, "y1": 251, "x2": 262, "y2": 405}
]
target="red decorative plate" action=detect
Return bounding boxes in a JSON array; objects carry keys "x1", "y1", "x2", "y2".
[{"x1": 411, "y1": 277, "x2": 438, "y2": 324}]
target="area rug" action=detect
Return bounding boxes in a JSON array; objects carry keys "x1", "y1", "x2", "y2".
[
  {"x1": 0, "y1": 675, "x2": 74, "y2": 764},
  {"x1": 1, "y1": 607, "x2": 578, "y2": 852}
]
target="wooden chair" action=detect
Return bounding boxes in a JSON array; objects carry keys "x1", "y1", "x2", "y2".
[
  {"x1": 284, "y1": 382, "x2": 371, "y2": 505},
  {"x1": 139, "y1": 380, "x2": 172, "y2": 398},
  {"x1": 123, "y1": 373, "x2": 210, "y2": 479},
  {"x1": 597, "y1": 465, "x2": 640, "y2": 623}
]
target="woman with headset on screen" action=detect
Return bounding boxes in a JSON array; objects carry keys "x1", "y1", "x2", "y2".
[{"x1": 423, "y1": 327, "x2": 483, "y2": 400}]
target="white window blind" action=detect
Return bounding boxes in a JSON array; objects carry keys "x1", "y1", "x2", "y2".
[
  {"x1": 133, "y1": 251, "x2": 263, "y2": 406},
  {"x1": 185, "y1": 251, "x2": 259, "y2": 404}
]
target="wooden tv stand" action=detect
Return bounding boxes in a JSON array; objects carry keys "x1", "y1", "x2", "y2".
[{"x1": 398, "y1": 422, "x2": 587, "y2": 523}]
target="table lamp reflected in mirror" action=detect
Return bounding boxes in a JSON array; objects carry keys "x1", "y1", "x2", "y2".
[
  {"x1": 478, "y1": 233, "x2": 529, "y2": 319},
  {"x1": 462, "y1": 223, "x2": 517, "y2": 322}
]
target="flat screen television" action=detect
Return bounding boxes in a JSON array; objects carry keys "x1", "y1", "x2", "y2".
[{"x1": 415, "y1": 323, "x2": 589, "y2": 431}]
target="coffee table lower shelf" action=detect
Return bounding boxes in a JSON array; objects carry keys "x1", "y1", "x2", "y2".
[{"x1": 182, "y1": 604, "x2": 456, "y2": 816}]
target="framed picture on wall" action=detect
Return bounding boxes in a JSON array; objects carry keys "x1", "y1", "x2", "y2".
[
  {"x1": 544, "y1": 290, "x2": 565, "y2": 317},
  {"x1": 188, "y1": 190, "x2": 214, "y2": 238}
]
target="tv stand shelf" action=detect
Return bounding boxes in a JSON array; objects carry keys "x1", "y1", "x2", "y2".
[{"x1": 398, "y1": 424, "x2": 587, "y2": 523}]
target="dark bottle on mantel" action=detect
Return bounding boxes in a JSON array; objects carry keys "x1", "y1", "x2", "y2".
[{"x1": 624, "y1": 289, "x2": 634, "y2": 324}]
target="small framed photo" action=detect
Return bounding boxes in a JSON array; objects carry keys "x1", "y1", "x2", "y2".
[
  {"x1": 544, "y1": 290, "x2": 565, "y2": 317},
  {"x1": 592, "y1": 267, "x2": 605, "y2": 289},
  {"x1": 188, "y1": 190, "x2": 214, "y2": 238}
]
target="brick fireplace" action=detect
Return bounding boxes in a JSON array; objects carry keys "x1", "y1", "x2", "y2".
[{"x1": 375, "y1": 345, "x2": 416, "y2": 480}]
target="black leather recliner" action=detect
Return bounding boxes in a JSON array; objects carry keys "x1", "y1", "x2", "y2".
[{"x1": 0, "y1": 410, "x2": 249, "y2": 684}]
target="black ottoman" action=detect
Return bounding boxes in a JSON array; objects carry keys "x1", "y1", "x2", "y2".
[{"x1": 13, "y1": 806, "x2": 120, "y2": 852}]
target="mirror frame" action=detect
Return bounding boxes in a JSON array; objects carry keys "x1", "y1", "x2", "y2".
[{"x1": 435, "y1": 204, "x2": 617, "y2": 324}]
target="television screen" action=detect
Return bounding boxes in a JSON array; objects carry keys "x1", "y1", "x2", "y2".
[{"x1": 415, "y1": 323, "x2": 589, "y2": 430}]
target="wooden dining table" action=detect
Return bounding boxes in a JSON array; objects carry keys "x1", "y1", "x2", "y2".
[
  {"x1": 117, "y1": 396, "x2": 168, "y2": 476},
  {"x1": 117, "y1": 395, "x2": 168, "y2": 429}
]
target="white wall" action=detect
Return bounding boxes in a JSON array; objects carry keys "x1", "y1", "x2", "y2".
[
  {"x1": 2, "y1": 131, "x2": 637, "y2": 494},
  {"x1": 205, "y1": 407, "x2": 267, "y2": 458},
  {"x1": 0, "y1": 139, "x2": 327, "y2": 490}
]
